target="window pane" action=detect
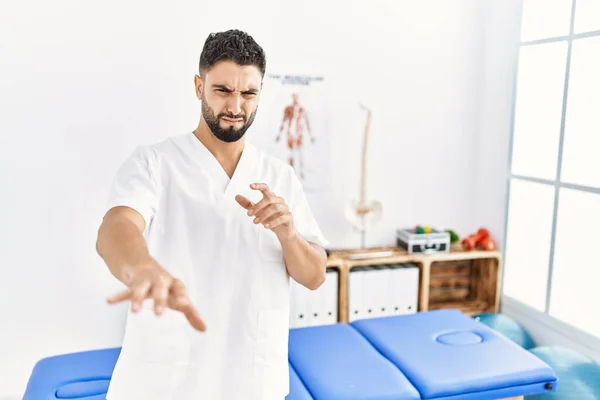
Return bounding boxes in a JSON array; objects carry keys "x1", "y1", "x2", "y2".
[
  {"x1": 560, "y1": 36, "x2": 600, "y2": 188},
  {"x1": 549, "y1": 188, "x2": 600, "y2": 338},
  {"x1": 511, "y1": 42, "x2": 568, "y2": 180},
  {"x1": 520, "y1": 0, "x2": 572, "y2": 42},
  {"x1": 503, "y1": 179, "x2": 555, "y2": 311},
  {"x1": 574, "y1": 0, "x2": 600, "y2": 34}
]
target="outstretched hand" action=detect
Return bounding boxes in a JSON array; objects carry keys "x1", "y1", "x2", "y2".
[
  {"x1": 235, "y1": 183, "x2": 294, "y2": 240},
  {"x1": 106, "y1": 261, "x2": 206, "y2": 332}
]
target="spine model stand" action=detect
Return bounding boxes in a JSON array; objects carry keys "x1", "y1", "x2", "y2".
[{"x1": 345, "y1": 103, "x2": 382, "y2": 248}]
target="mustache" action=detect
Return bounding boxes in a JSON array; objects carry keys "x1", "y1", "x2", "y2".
[{"x1": 219, "y1": 113, "x2": 246, "y2": 120}]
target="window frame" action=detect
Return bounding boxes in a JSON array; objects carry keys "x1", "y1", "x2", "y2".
[{"x1": 502, "y1": 0, "x2": 600, "y2": 337}]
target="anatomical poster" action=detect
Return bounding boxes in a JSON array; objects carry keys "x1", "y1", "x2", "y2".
[{"x1": 250, "y1": 71, "x2": 331, "y2": 193}]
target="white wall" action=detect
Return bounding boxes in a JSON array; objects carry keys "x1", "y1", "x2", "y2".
[
  {"x1": 292, "y1": 0, "x2": 487, "y2": 248},
  {"x1": 1, "y1": 0, "x2": 491, "y2": 396},
  {"x1": 474, "y1": 0, "x2": 524, "y2": 250}
]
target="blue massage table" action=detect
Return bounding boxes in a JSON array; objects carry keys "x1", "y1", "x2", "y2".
[{"x1": 23, "y1": 310, "x2": 557, "y2": 399}]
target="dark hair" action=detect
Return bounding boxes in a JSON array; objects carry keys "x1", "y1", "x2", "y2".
[{"x1": 199, "y1": 29, "x2": 266, "y2": 78}]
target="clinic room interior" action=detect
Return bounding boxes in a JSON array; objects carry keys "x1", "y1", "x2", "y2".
[{"x1": 3, "y1": 0, "x2": 600, "y2": 399}]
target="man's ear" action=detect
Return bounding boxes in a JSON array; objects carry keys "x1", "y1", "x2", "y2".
[{"x1": 194, "y1": 75, "x2": 203, "y2": 100}]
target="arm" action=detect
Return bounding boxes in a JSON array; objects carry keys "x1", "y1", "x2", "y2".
[
  {"x1": 96, "y1": 206, "x2": 152, "y2": 286},
  {"x1": 96, "y1": 206, "x2": 206, "y2": 331},
  {"x1": 100, "y1": 145, "x2": 205, "y2": 330},
  {"x1": 279, "y1": 231, "x2": 327, "y2": 290}
]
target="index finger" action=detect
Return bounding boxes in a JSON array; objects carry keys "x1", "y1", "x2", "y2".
[
  {"x1": 180, "y1": 302, "x2": 207, "y2": 332},
  {"x1": 169, "y1": 280, "x2": 206, "y2": 332},
  {"x1": 235, "y1": 194, "x2": 254, "y2": 210}
]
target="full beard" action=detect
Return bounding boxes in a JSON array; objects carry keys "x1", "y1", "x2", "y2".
[{"x1": 201, "y1": 97, "x2": 257, "y2": 143}]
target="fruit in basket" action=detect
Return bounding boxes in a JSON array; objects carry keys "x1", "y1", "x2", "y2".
[
  {"x1": 413, "y1": 225, "x2": 431, "y2": 234},
  {"x1": 445, "y1": 229, "x2": 460, "y2": 243},
  {"x1": 462, "y1": 228, "x2": 496, "y2": 251},
  {"x1": 479, "y1": 236, "x2": 497, "y2": 251}
]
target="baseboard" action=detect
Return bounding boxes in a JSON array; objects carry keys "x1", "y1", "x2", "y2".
[{"x1": 501, "y1": 295, "x2": 600, "y2": 363}]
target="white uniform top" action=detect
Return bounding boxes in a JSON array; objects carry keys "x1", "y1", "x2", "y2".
[{"x1": 104, "y1": 132, "x2": 328, "y2": 400}]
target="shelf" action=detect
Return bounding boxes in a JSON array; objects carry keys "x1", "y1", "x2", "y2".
[
  {"x1": 429, "y1": 287, "x2": 470, "y2": 302},
  {"x1": 429, "y1": 276, "x2": 471, "y2": 289},
  {"x1": 430, "y1": 260, "x2": 472, "y2": 278},
  {"x1": 327, "y1": 244, "x2": 501, "y2": 268},
  {"x1": 325, "y1": 245, "x2": 502, "y2": 323}
]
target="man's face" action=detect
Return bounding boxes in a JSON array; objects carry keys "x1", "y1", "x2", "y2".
[{"x1": 196, "y1": 61, "x2": 262, "y2": 143}]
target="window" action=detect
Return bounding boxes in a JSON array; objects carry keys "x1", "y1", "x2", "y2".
[
  {"x1": 550, "y1": 188, "x2": 600, "y2": 338},
  {"x1": 504, "y1": 0, "x2": 600, "y2": 339}
]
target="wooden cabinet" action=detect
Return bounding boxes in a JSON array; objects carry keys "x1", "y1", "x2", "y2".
[{"x1": 325, "y1": 244, "x2": 502, "y2": 323}]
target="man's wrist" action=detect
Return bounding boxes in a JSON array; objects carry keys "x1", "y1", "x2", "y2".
[
  {"x1": 119, "y1": 256, "x2": 155, "y2": 285},
  {"x1": 276, "y1": 227, "x2": 298, "y2": 245}
]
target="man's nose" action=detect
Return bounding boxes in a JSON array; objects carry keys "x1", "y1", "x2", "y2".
[{"x1": 226, "y1": 94, "x2": 242, "y2": 116}]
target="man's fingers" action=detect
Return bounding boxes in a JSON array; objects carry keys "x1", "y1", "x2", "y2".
[
  {"x1": 167, "y1": 280, "x2": 192, "y2": 312},
  {"x1": 180, "y1": 302, "x2": 207, "y2": 332},
  {"x1": 106, "y1": 280, "x2": 152, "y2": 313},
  {"x1": 168, "y1": 293, "x2": 191, "y2": 314},
  {"x1": 130, "y1": 280, "x2": 152, "y2": 312},
  {"x1": 254, "y1": 203, "x2": 286, "y2": 224},
  {"x1": 106, "y1": 288, "x2": 132, "y2": 304},
  {"x1": 262, "y1": 212, "x2": 291, "y2": 229},
  {"x1": 250, "y1": 183, "x2": 273, "y2": 197},
  {"x1": 248, "y1": 196, "x2": 279, "y2": 218},
  {"x1": 262, "y1": 210, "x2": 286, "y2": 225},
  {"x1": 235, "y1": 194, "x2": 253, "y2": 210},
  {"x1": 168, "y1": 280, "x2": 206, "y2": 332},
  {"x1": 151, "y1": 276, "x2": 170, "y2": 315}
]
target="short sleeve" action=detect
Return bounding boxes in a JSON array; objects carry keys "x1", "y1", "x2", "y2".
[
  {"x1": 288, "y1": 167, "x2": 329, "y2": 249},
  {"x1": 105, "y1": 145, "x2": 160, "y2": 228}
]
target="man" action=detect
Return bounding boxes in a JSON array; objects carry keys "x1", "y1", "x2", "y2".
[{"x1": 96, "y1": 29, "x2": 328, "y2": 400}]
